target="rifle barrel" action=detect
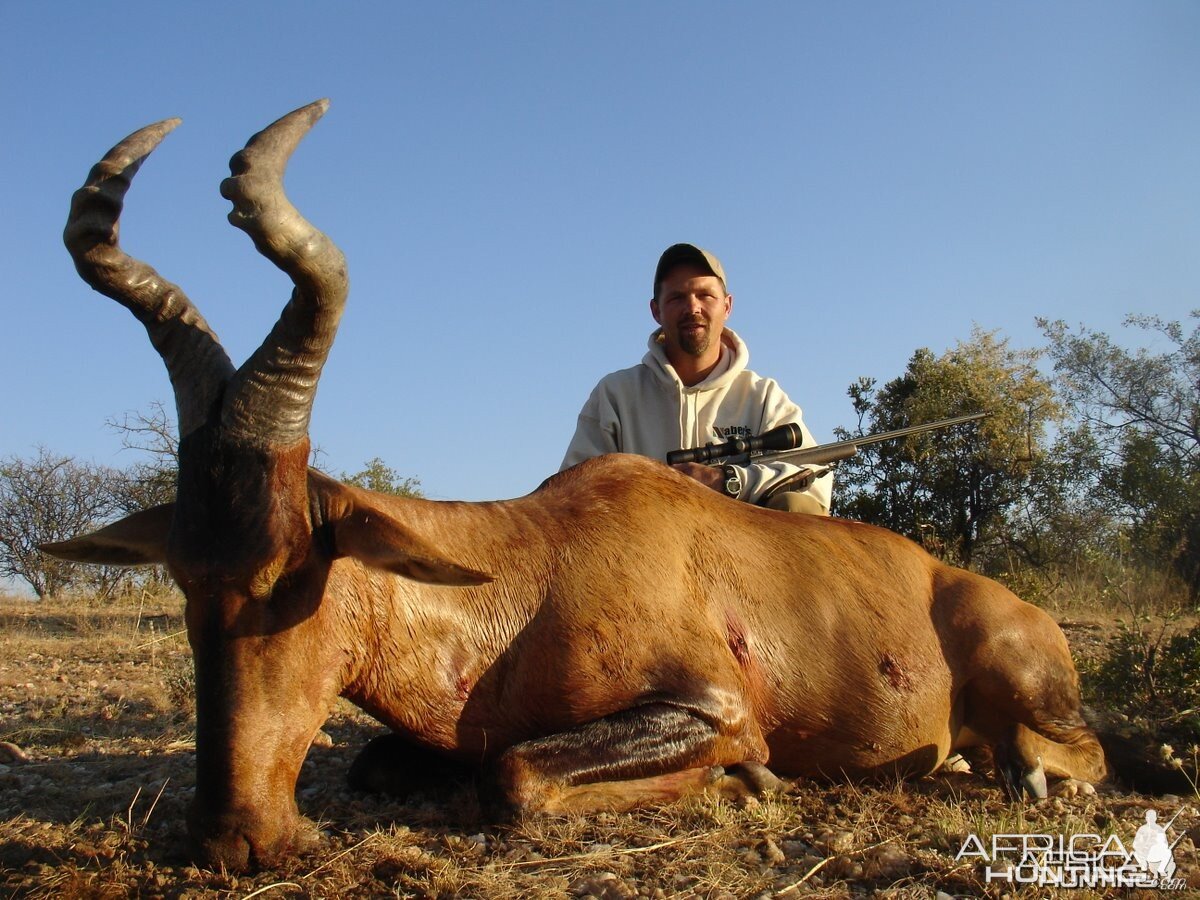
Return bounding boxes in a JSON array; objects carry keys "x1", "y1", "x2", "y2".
[
  {"x1": 840, "y1": 411, "x2": 990, "y2": 450},
  {"x1": 747, "y1": 411, "x2": 989, "y2": 468}
]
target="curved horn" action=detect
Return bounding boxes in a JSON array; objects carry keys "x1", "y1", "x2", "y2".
[
  {"x1": 64, "y1": 118, "x2": 236, "y2": 438},
  {"x1": 219, "y1": 99, "x2": 348, "y2": 446}
]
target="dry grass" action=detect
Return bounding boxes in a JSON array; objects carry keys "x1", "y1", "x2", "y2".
[
  {"x1": 1, "y1": 593, "x2": 1197, "y2": 898},
  {"x1": 996, "y1": 558, "x2": 1194, "y2": 621}
]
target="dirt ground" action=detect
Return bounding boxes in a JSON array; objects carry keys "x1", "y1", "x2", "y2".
[{"x1": 0, "y1": 596, "x2": 1196, "y2": 898}]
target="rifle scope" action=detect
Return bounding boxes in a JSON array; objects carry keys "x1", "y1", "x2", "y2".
[{"x1": 666, "y1": 423, "x2": 803, "y2": 466}]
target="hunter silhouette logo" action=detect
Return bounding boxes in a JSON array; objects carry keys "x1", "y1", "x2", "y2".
[
  {"x1": 1134, "y1": 809, "x2": 1182, "y2": 880},
  {"x1": 955, "y1": 806, "x2": 1190, "y2": 889}
]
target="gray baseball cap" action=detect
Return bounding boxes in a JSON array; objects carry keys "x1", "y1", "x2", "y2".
[{"x1": 653, "y1": 243, "x2": 727, "y2": 297}]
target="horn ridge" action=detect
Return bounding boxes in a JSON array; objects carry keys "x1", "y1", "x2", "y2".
[
  {"x1": 64, "y1": 117, "x2": 235, "y2": 438},
  {"x1": 219, "y1": 99, "x2": 348, "y2": 446}
]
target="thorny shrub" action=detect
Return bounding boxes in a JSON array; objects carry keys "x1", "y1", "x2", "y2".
[{"x1": 1080, "y1": 616, "x2": 1200, "y2": 793}]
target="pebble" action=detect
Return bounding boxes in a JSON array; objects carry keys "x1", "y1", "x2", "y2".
[
  {"x1": 780, "y1": 839, "x2": 809, "y2": 859},
  {"x1": 761, "y1": 837, "x2": 786, "y2": 866},
  {"x1": 821, "y1": 829, "x2": 855, "y2": 853},
  {"x1": 826, "y1": 855, "x2": 863, "y2": 879},
  {"x1": 796, "y1": 851, "x2": 824, "y2": 867},
  {"x1": 739, "y1": 847, "x2": 762, "y2": 866},
  {"x1": 569, "y1": 870, "x2": 635, "y2": 898},
  {"x1": 865, "y1": 844, "x2": 910, "y2": 877}
]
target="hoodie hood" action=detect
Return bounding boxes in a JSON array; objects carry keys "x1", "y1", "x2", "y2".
[{"x1": 643, "y1": 327, "x2": 750, "y2": 393}]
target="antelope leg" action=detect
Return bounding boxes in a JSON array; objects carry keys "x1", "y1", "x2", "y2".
[{"x1": 484, "y1": 701, "x2": 776, "y2": 818}]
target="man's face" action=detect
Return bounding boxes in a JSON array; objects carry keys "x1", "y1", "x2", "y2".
[{"x1": 651, "y1": 264, "x2": 732, "y2": 358}]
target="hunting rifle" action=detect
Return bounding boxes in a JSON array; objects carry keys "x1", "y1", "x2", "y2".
[{"x1": 666, "y1": 411, "x2": 990, "y2": 470}]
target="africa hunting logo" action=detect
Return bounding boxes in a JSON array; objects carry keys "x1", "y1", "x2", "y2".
[{"x1": 955, "y1": 807, "x2": 1189, "y2": 890}]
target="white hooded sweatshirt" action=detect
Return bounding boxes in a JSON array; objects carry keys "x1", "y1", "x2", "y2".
[{"x1": 561, "y1": 328, "x2": 832, "y2": 510}]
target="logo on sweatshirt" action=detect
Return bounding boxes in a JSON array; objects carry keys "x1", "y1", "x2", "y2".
[{"x1": 714, "y1": 425, "x2": 754, "y2": 440}]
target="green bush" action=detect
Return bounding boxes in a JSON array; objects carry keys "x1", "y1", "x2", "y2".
[{"x1": 1081, "y1": 619, "x2": 1200, "y2": 745}]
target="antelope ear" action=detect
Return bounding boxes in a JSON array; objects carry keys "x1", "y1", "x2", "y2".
[
  {"x1": 333, "y1": 506, "x2": 494, "y2": 586},
  {"x1": 39, "y1": 503, "x2": 174, "y2": 565}
]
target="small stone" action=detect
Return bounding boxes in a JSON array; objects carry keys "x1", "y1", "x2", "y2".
[
  {"x1": 569, "y1": 871, "x2": 634, "y2": 899},
  {"x1": 739, "y1": 847, "x2": 762, "y2": 866},
  {"x1": 825, "y1": 830, "x2": 854, "y2": 853},
  {"x1": 865, "y1": 844, "x2": 910, "y2": 878},
  {"x1": 761, "y1": 837, "x2": 786, "y2": 866},
  {"x1": 825, "y1": 855, "x2": 863, "y2": 879},
  {"x1": 781, "y1": 839, "x2": 809, "y2": 859}
]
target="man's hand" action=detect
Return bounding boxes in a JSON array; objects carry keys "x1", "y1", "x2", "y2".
[{"x1": 672, "y1": 462, "x2": 726, "y2": 492}]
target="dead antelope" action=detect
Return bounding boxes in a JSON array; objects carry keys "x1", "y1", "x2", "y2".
[{"x1": 47, "y1": 100, "x2": 1109, "y2": 872}]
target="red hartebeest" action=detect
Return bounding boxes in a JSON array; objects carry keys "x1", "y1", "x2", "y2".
[{"x1": 46, "y1": 101, "x2": 1109, "y2": 871}]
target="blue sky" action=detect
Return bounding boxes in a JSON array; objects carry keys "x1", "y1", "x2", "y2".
[{"x1": 3, "y1": 1, "x2": 1197, "y2": 502}]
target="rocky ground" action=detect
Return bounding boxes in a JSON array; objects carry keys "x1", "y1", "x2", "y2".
[{"x1": 0, "y1": 597, "x2": 1196, "y2": 898}]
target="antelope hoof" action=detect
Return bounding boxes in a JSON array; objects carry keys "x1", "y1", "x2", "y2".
[
  {"x1": 1022, "y1": 759, "x2": 1048, "y2": 799},
  {"x1": 999, "y1": 756, "x2": 1047, "y2": 801},
  {"x1": 711, "y1": 761, "x2": 786, "y2": 804},
  {"x1": 729, "y1": 761, "x2": 786, "y2": 794}
]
